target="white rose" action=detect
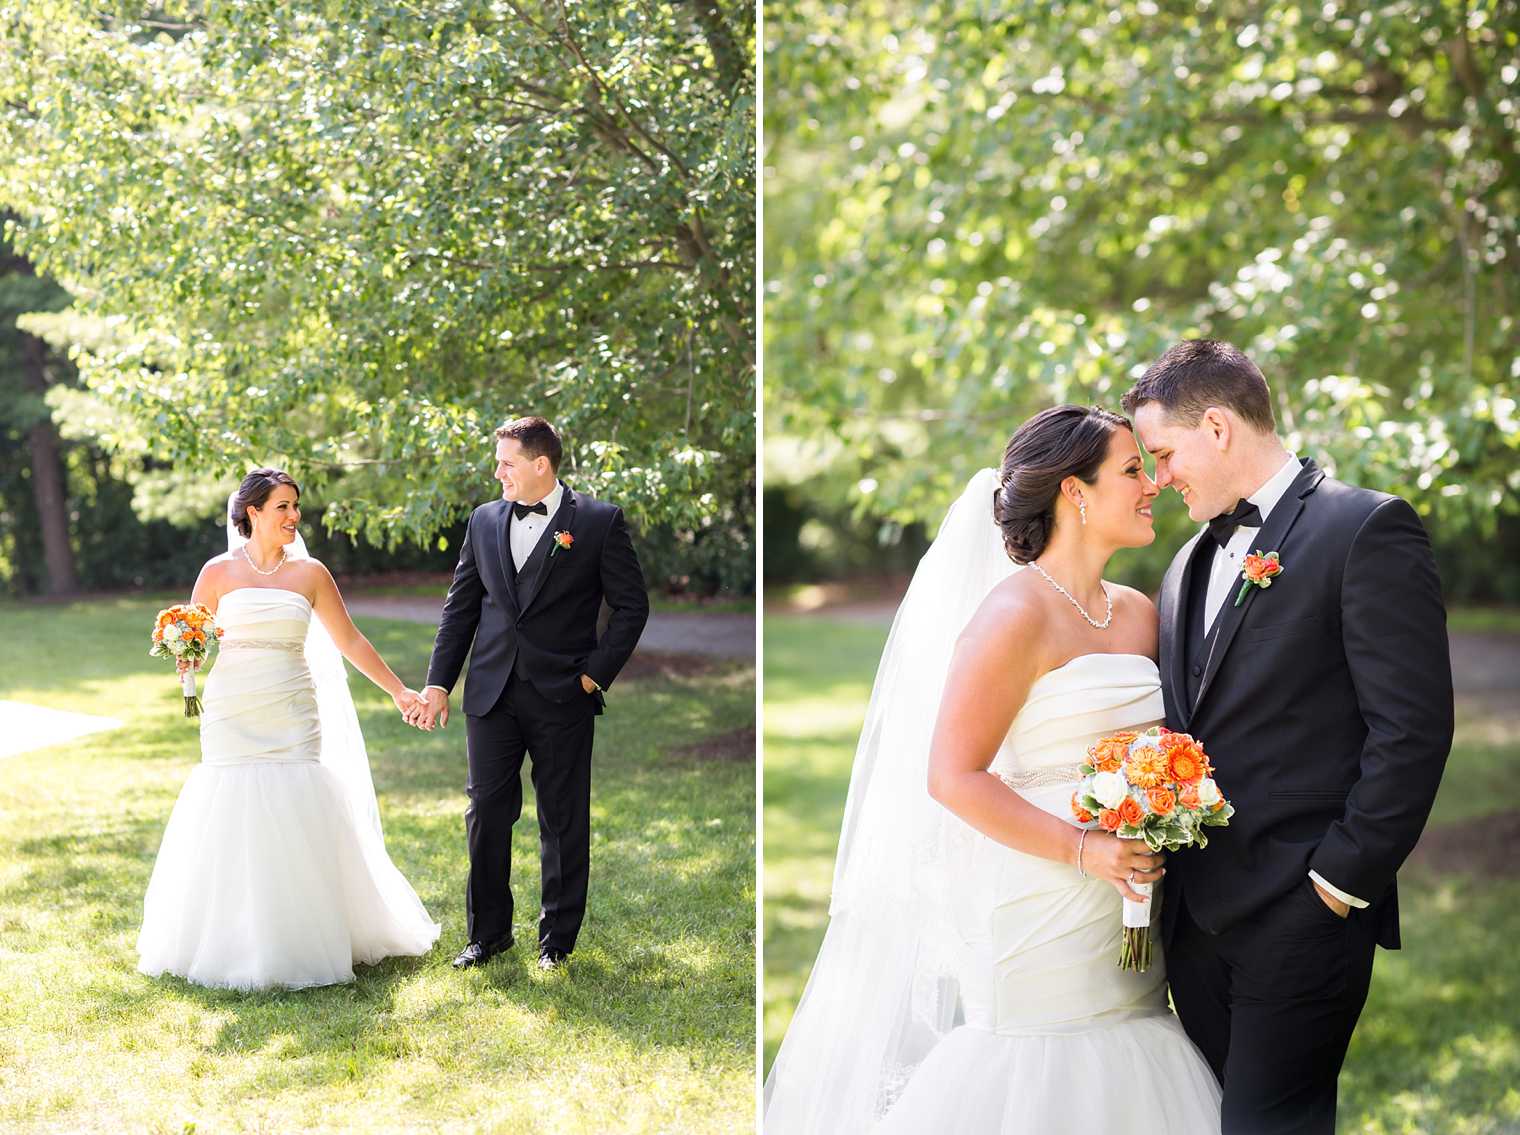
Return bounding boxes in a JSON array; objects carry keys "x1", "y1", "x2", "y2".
[
  {"x1": 162, "y1": 623, "x2": 182, "y2": 642},
  {"x1": 1197, "y1": 778, "x2": 1221, "y2": 807},
  {"x1": 1092, "y1": 771, "x2": 1127, "y2": 810}
]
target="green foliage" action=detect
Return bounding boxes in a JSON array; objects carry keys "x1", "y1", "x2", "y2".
[
  {"x1": 0, "y1": 596, "x2": 755, "y2": 1131},
  {"x1": 0, "y1": 1, "x2": 755, "y2": 590},
  {"x1": 764, "y1": 1, "x2": 1519, "y2": 590}
]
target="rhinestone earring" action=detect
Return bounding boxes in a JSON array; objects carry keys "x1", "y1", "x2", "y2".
[{"x1": 1078, "y1": 499, "x2": 1087, "y2": 526}]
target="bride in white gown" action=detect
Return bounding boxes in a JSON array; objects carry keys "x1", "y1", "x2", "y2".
[
  {"x1": 137, "y1": 469, "x2": 441, "y2": 990},
  {"x1": 764, "y1": 407, "x2": 1222, "y2": 1132}
]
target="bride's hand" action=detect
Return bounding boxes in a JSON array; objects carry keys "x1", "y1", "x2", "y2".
[
  {"x1": 393, "y1": 687, "x2": 423, "y2": 719},
  {"x1": 1083, "y1": 830, "x2": 1165, "y2": 903}
]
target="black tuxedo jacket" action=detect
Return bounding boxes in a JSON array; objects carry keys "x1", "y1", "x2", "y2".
[
  {"x1": 1158, "y1": 459, "x2": 1452, "y2": 950},
  {"x1": 425, "y1": 487, "x2": 650, "y2": 717}
]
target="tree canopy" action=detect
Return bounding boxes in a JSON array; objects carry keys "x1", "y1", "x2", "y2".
[
  {"x1": 1, "y1": 1, "x2": 754, "y2": 581},
  {"x1": 764, "y1": 0, "x2": 1518, "y2": 569}
]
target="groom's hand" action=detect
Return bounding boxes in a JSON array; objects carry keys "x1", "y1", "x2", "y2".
[
  {"x1": 1311, "y1": 878, "x2": 1351, "y2": 919},
  {"x1": 415, "y1": 686, "x2": 449, "y2": 731}
]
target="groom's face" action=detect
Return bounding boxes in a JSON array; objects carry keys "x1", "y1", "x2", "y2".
[
  {"x1": 1133, "y1": 403, "x2": 1232, "y2": 523},
  {"x1": 495, "y1": 437, "x2": 555, "y2": 503}
]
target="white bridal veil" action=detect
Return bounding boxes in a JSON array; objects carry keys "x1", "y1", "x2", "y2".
[
  {"x1": 225, "y1": 495, "x2": 385, "y2": 838},
  {"x1": 764, "y1": 467, "x2": 1022, "y2": 1132}
]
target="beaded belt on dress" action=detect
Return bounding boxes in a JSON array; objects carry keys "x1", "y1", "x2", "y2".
[
  {"x1": 219, "y1": 638, "x2": 306, "y2": 654},
  {"x1": 995, "y1": 762, "x2": 1086, "y2": 789}
]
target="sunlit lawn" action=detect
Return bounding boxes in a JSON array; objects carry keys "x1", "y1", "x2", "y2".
[
  {"x1": 763, "y1": 612, "x2": 1520, "y2": 1133},
  {"x1": 0, "y1": 596, "x2": 755, "y2": 1134}
]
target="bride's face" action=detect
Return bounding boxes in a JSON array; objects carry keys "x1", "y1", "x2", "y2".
[
  {"x1": 1078, "y1": 429, "x2": 1159, "y2": 548},
  {"x1": 248, "y1": 486, "x2": 301, "y2": 546}
]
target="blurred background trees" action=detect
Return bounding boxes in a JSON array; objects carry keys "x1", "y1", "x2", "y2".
[
  {"x1": 0, "y1": 0, "x2": 755, "y2": 598},
  {"x1": 765, "y1": 0, "x2": 1518, "y2": 599}
]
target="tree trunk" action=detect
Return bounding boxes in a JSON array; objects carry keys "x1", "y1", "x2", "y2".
[{"x1": 18, "y1": 332, "x2": 78, "y2": 596}]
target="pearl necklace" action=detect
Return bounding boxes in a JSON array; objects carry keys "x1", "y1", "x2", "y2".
[
  {"x1": 1028, "y1": 561, "x2": 1113, "y2": 629},
  {"x1": 244, "y1": 544, "x2": 287, "y2": 576}
]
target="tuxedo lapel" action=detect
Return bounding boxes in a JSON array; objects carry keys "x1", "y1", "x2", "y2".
[
  {"x1": 494, "y1": 499, "x2": 522, "y2": 614},
  {"x1": 1193, "y1": 459, "x2": 1325, "y2": 714},
  {"x1": 518, "y1": 488, "x2": 577, "y2": 615},
  {"x1": 1161, "y1": 531, "x2": 1207, "y2": 729}
]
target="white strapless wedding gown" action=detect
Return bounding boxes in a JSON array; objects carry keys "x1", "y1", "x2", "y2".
[
  {"x1": 874, "y1": 653, "x2": 1221, "y2": 1133},
  {"x1": 137, "y1": 588, "x2": 440, "y2": 990}
]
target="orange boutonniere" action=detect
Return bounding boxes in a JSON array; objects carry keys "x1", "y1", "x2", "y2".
[
  {"x1": 550, "y1": 530, "x2": 574, "y2": 557},
  {"x1": 1235, "y1": 550, "x2": 1284, "y2": 607}
]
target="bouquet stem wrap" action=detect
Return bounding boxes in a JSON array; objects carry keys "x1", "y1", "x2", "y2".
[
  {"x1": 180, "y1": 666, "x2": 202, "y2": 717},
  {"x1": 1119, "y1": 832, "x2": 1153, "y2": 972}
]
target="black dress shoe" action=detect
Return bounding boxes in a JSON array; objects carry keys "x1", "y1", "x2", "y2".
[
  {"x1": 452, "y1": 937, "x2": 512, "y2": 969},
  {"x1": 537, "y1": 949, "x2": 569, "y2": 972}
]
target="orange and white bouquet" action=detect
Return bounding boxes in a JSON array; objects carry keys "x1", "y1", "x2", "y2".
[
  {"x1": 149, "y1": 603, "x2": 224, "y2": 716},
  {"x1": 1071, "y1": 726, "x2": 1234, "y2": 971}
]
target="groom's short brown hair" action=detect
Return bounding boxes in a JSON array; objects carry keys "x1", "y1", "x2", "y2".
[
  {"x1": 495, "y1": 416, "x2": 563, "y2": 471},
  {"x1": 1121, "y1": 339, "x2": 1276, "y2": 434}
]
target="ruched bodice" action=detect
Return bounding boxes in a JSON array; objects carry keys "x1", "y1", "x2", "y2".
[
  {"x1": 989, "y1": 652, "x2": 1164, "y2": 784},
  {"x1": 200, "y1": 588, "x2": 320, "y2": 768},
  {"x1": 213, "y1": 586, "x2": 313, "y2": 646}
]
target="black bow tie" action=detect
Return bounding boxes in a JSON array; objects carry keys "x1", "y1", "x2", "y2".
[
  {"x1": 512, "y1": 500, "x2": 549, "y2": 520},
  {"x1": 1207, "y1": 499, "x2": 1263, "y2": 546}
]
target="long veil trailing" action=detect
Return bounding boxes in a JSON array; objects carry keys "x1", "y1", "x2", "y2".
[
  {"x1": 225, "y1": 494, "x2": 384, "y2": 837},
  {"x1": 764, "y1": 468, "x2": 1021, "y2": 1132}
]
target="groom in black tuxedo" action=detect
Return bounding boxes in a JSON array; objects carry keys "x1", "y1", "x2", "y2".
[
  {"x1": 1125, "y1": 341, "x2": 1453, "y2": 1134},
  {"x1": 414, "y1": 416, "x2": 649, "y2": 971}
]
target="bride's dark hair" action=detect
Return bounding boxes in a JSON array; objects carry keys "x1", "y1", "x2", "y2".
[
  {"x1": 231, "y1": 468, "x2": 300, "y2": 538},
  {"x1": 993, "y1": 405, "x2": 1130, "y2": 563}
]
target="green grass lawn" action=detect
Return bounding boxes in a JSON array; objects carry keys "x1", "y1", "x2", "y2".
[
  {"x1": 763, "y1": 612, "x2": 1520, "y2": 1134},
  {"x1": 0, "y1": 596, "x2": 755, "y2": 1134}
]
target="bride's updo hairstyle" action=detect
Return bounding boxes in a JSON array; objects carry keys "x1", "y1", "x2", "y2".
[
  {"x1": 231, "y1": 468, "x2": 301, "y2": 538},
  {"x1": 993, "y1": 405, "x2": 1130, "y2": 563}
]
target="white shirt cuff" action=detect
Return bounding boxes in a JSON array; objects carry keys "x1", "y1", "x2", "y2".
[
  {"x1": 1308, "y1": 870, "x2": 1369, "y2": 909},
  {"x1": 422, "y1": 685, "x2": 449, "y2": 695}
]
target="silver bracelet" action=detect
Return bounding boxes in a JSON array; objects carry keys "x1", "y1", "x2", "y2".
[{"x1": 1076, "y1": 828, "x2": 1089, "y2": 879}]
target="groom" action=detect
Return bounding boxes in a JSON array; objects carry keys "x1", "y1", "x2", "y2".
[
  {"x1": 1125, "y1": 340, "x2": 1453, "y2": 1134},
  {"x1": 412, "y1": 416, "x2": 649, "y2": 971}
]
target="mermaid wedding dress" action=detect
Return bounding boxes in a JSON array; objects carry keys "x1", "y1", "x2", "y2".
[
  {"x1": 870, "y1": 651, "x2": 1220, "y2": 1132},
  {"x1": 763, "y1": 470, "x2": 1221, "y2": 1132},
  {"x1": 136, "y1": 587, "x2": 440, "y2": 990}
]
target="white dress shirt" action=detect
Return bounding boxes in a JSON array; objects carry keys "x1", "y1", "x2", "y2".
[
  {"x1": 1203, "y1": 452, "x2": 1301, "y2": 632},
  {"x1": 508, "y1": 480, "x2": 565, "y2": 572},
  {"x1": 1200, "y1": 451, "x2": 1366, "y2": 911}
]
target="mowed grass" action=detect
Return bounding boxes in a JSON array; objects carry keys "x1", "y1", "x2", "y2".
[
  {"x1": 762, "y1": 612, "x2": 1520, "y2": 1133},
  {"x1": 0, "y1": 596, "x2": 755, "y2": 1134}
]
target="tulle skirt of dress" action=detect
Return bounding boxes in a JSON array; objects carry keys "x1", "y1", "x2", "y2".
[
  {"x1": 875, "y1": 782, "x2": 1221, "y2": 1134},
  {"x1": 137, "y1": 626, "x2": 439, "y2": 991}
]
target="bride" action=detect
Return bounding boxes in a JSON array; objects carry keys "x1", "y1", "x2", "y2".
[
  {"x1": 764, "y1": 406, "x2": 1222, "y2": 1131},
  {"x1": 136, "y1": 468, "x2": 441, "y2": 990}
]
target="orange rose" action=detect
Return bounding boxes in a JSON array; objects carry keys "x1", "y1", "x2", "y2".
[
  {"x1": 1070, "y1": 792, "x2": 1094, "y2": 824},
  {"x1": 1099, "y1": 808, "x2": 1122, "y2": 832},
  {"x1": 1243, "y1": 551, "x2": 1283, "y2": 585},
  {"x1": 1148, "y1": 787, "x2": 1176, "y2": 816},
  {"x1": 1179, "y1": 784, "x2": 1201, "y2": 809},
  {"x1": 1090, "y1": 738, "x2": 1125, "y2": 773},
  {"x1": 1109, "y1": 731, "x2": 1139, "y2": 745},
  {"x1": 1117, "y1": 796, "x2": 1144, "y2": 827}
]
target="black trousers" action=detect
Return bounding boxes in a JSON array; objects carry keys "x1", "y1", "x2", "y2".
[
  {"x1": 463, "y1": 672, "x2": 595, "y2": 954},
  {"x1": 1167, "y1": 879, "x2": 1378, "y2": 1134}
]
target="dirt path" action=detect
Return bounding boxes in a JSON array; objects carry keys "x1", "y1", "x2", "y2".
[{"x1": 345, "y1": 596, "x2": 754, "y2": 660}]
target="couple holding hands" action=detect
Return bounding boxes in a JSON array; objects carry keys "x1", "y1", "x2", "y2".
[{"x1": 136, "y1": 416, "x2": 649, "y2": 989}]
